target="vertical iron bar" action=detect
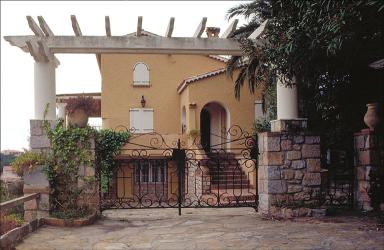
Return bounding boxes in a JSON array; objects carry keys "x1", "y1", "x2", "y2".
[{"x1": 177, "y1": 139, "x2": 182, "y2": 216}]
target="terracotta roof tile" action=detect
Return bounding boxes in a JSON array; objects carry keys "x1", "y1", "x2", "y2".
[{"x1": 177, "y1": 68, "x2": 227, "y2": 93}]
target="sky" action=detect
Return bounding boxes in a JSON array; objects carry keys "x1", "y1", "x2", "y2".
[{"x1": 1, "y1": 1, "x2": 249, "y2": 151}]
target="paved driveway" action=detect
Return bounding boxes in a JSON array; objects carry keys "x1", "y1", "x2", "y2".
[{"x1": 16, "y1": 208, "x2": 384, "y2": 250}]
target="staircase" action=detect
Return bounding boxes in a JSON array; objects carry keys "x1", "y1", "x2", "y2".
[{"x1": 205, "y1": 152, "x2": 251, "y2": 190}]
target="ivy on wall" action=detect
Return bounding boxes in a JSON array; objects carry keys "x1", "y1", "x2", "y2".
[
  {"x1": 42, "y1": 101, "x2": 130, "y2": 216},
  {"x1": 42, "y1": 118, "x2": 97, "y2": 215},
  {"x1": 95, "y1": 130, "x2": 130, "y2": 192},
  {"x1": 41, "y1": 118, "x2": 130, "y2": 217}
]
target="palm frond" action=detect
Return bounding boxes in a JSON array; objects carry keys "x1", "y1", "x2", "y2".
[
  {"x1": 234, "y1": 68, "x2": 247, "y2": 100},
  {"x1": 226, "y1": 1, "x2": 261, "y2": 20},
  {"x1": 231, "y1": 22, "x2": 260, "y2": 38},
  {"x1": 226, "y1": 56, "x2": 242, "y2": 79},
  {"x1": 226, "y1": 0, "x2": 273, "y2": 21}
]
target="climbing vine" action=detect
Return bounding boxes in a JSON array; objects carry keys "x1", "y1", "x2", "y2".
[
  {"x1": 42, "y1": 117, "x2": 97, "y2": 216},
  {"x1": 95, "y1": 129, "x2": 130, "y2": 192},
  {"x1": 40, "y1": 104, "x2": 129, "y2": 218}
]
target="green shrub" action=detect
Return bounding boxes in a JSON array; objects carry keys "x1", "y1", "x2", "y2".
[
  {"x1": 11, "y1": 151, "x2": 47, "y2": 176},
  {"x1": 0, "y1": 213, "x2": 23, "y2": 235},
  {"x1": 0, "y1": 180, "x2": 9, "y2": 203},
  {"x1": 253, "y1": 118, "x2": 271, "y2": 134},
  {"x1": 50, "y1": 208, "x2": 91, "y2": 220},
  {"x1": 96, "y1": 129, "x2": 130, "y2": 193}
]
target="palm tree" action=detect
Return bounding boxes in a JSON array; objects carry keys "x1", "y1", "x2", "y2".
[{"x1": 225, "y1": 0, "x2": 273, "y2": 100}]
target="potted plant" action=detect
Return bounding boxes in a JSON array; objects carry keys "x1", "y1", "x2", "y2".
[
  {"x1": 65, "y1": 96, "x2": 98, "y2": 128},
  {"x1": 11, "y1": 151, "x2": 47, "y2": 176}
]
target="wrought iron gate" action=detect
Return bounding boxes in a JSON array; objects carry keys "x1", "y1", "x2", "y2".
[{"x1": 99, "y1": 125, "x2": 258, "y2": 213}]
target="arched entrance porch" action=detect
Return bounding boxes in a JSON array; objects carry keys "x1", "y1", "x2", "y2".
[{"x1": 200, "y1": 102, "x2": 229, "y2": 151}]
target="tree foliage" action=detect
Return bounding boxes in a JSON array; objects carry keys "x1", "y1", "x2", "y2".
[{"x1": 227, "y1": 0, "x2": 384, "y2": 149}]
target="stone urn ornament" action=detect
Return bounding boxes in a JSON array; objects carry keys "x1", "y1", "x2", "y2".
[
  {"x1": 364, "y1": 103, "x2": 381, "y2": 131},
  {"x1": 67, "y1": 108, "x2": 89, "y2": 128},
  {"x1": 65, "y1": 96, "x2": 97, "y2": 128}
]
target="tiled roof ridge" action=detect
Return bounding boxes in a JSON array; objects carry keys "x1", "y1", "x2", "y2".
[
  {"x1": 207, "y1": 55, "x2": 229, "y2": 63},
  {"x1": 177, "y1": 68, "x2": 227, "y2": 94}
]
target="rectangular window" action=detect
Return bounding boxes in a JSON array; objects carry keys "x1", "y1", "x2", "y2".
[
  {"x1": 135, "y1": 159, "x2": 167, "y2": 183},
  {"x1": 130, "y1": 108, "x2": 154, "y2": 133}
]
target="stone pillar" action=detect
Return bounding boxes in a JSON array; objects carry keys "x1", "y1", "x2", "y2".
[
  {"x1": 23, "y1": 166, "x2": 50, "y2": 221},
  {"x1": 276, "y1": 76, "x2": 298, "y2": 120},
  {"x1": 258, "y1": 127, "x2": 322, "y2": 218},
  {"x1": 25, "y1": 120, "x2": 55, "y2": 220},
  {"x1": 354, "y1": 129, "x2": 384, "y2": 211},
  {"x1": 34, "y1": 61, "x2": 56, "y2": 120},
  {"x1": 30, "y1": 120, "x2": 54, "y2": 153}
]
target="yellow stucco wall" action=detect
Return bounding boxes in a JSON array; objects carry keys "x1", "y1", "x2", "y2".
[
  {"x1": 101, "y1": 54, "x2": 225, "y2": 133},
  {"x1": 183, "y1": 72, "x2": 263, "y2": 134}
]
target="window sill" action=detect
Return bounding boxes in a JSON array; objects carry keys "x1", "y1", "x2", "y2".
[{"x1": 132, "y1": 83, "x2": 151, "y2": 88}]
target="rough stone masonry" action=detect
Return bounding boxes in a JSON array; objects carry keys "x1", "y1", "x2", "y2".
[{"x1": 257, "y1": 130, "x2": 322, "y2": 218}]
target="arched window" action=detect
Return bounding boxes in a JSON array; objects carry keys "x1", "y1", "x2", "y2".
[{"x1": 133, "y1": 62, "x2": 150, "y2": 86}]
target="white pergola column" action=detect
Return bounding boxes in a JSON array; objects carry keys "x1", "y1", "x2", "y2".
[
  {"x1": 34, "y1": 61, "x2": 56, "y2": 120},
  {"x1": 272, "y1": 75, "x2": 307, "y2": 132},
  {"x1": 56, "y1": 102, "x2": 66, "y2": 120},
  {"x1": 276, "y1": 76, "x2": 298, "y2": 120}
]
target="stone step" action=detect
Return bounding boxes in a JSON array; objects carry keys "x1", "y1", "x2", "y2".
[
  {"x1": 210, "y1": 175, "x2": 249, "y2": 180},
  {"x1": 211, "y1": 177, "x2": 250, "y2": 183},
  {"x1": 210, "y1": 174, "x2": 249, "y2": 178},
  {"x1": 208, "y1": 165, "x2": 243, "y2": 171},
  {"x1": 210, "y1": 183, "x2": 251, "y2": 189},
  {"x1": 208, "y1": 170, "x2": 248, "y2": 174},
  {"x1": 211, "y1": 180, "x2": 249, "y2": 185}
]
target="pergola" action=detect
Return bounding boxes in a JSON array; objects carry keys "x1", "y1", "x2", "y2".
[{"x1": 4, "y1": 16, "x2": 298, "y2": 122}]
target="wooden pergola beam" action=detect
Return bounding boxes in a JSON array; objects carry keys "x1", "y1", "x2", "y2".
[
  {"x1": 71, "y1": 15, "x2": 82, "y2": 36},
  {"x1": 37, "y1": 40, "x2": 50, "y2": 62},
  {"x1": 4, "y1": 36, "x2": 242, "y2": 55},
  {"x1": 26, "y1": 40, "x2": 46, "y2": 62},
  {"x1": 26, "y1": 16, "x2": 45, "y2": 37},
  {"x1": 248, "y1": 19, "x2": 268, "y2": 39},
  {"x1": 37, "y1": 16, "x2": 54, "y2": 37},
  {"x1": 165, "y1": 17, "x2": 175, "y2": 38},
  {"x1": 137, "y1": 16, "x2": 143, "y2": 36},
  {"x1": 193, "y1": 17, "x2": 207, "y2": 38},
  {"x1": 220, "y1": 19, "x2": 238, "y2": 38},
  {"x1": 105, "y1": 16, "x2": 111, "y2": 36}
]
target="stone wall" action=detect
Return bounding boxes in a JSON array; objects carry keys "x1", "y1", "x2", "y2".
[
  {"x1": 27, "y1": 120, "x2": 100, "y2": 218},
  {"x1": 23, "y1": 120, "x2": 54, "y2": 221},
  {"x1": 354, "y1": 129, "x2": 384, "y2": 211},
  {"x1": 29, "y1": 120, "x2": 55, "y2": 153},
  {"x1": 23, "y1": 166, "x2": 50, "y2": 221},
  {"x1": 258, "y1": 131, "x2": 322, "y2": 218}
]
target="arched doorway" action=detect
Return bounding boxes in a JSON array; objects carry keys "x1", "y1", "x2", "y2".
[{"x1": 200, "y1": 102, "x2": 228, "y2": 151}]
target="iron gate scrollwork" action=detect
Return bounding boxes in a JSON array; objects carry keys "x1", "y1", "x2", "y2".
[{"x1": 99, "y1": 125, "x2": 259, "y2": 212}]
